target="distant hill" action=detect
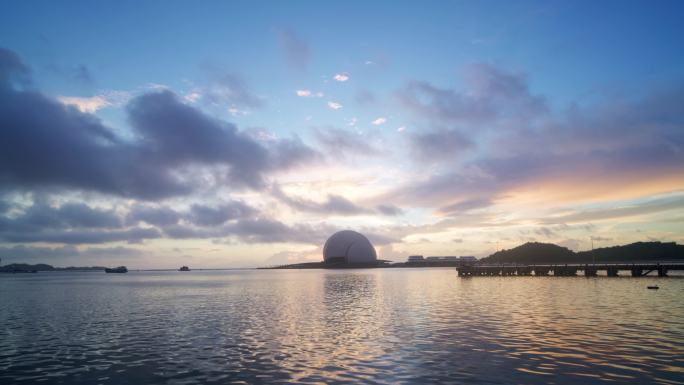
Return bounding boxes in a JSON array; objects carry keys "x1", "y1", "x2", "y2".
[
  {"x1": 479, "y1": 241, "x2": 684, "y2": 264},
  {"x1": 0, "y1": 263, "x2": 106, "y2": 272},
  {"x1": 0, "y1": 263, "x2": 55, "y2": 272},
  {"x1": 480, "y1": 242, "x2": 575, "y2": 264}
]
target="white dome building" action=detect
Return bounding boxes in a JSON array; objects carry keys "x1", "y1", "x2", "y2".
[{"x1": 323, "y1": 230, "x2": 377, "y2": 264}]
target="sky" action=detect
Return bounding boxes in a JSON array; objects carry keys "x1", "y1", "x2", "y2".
[{"x1": 0, "y1": 0, "x2": 683, "y2": 268}]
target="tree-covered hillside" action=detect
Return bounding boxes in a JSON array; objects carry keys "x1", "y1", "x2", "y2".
[{"x1": 479, "y1": 241, "x2": 684, "y2": 264}]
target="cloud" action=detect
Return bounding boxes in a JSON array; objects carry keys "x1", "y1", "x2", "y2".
[
  {"x1": 334, "y1": 73, "x2": 349, "y2": 82},
  {"x1": 0, "y1": 227, "x2": 161, "y2": 244},
  {"x1": 127, "y1": 90, "x2": 270, "y2": 188},
  {"x1": 0, "y1": 245, "x2": 78, "y2": 260},
  {"x1": 72, "y1": 65, "x2": 93, "y2": 84},
  {"x1": 327, "y1": 101, "x2": 343, "y2": 110},
  {"x1": 376, "y1": 204, "x2": 403, "y2": 216},
  {"x1": 58, "y1": 95, "x2": 111, "y2": 113},
  {"x1": 0, "y1": 245, "x2": 143, "y2": 262},
  {"x1": 543, "y1": 196, "x2": 684, "y2": 224},
  {"x1": 127, "y1": 204, "x2": 181, "y2": 226},
  {"x1": 590, "y1": 236, "x2": 613, "y2": 242},
  {"x1": 296, "y1": 89, "x2": 323, "y2": 98},
  {"x1": 0, "y1": 56, "x2": 186, "y2": 199},
  {"x1": 409, "y1": 127, "x2": 473, "y2": 163},
  {"x1": 128, "y1": 201, "x2": 257, "y2": 228},
  {"x1": 276, "y1": 28, "x2": 309, "y2": 71},
  {"x1": 313, "y1": 127, "x2": 378, "y2": 157},
  {"x1": 355, "y1": 89, "x2": 376, "y2": 105},
  {"x1": 272, "y1": 185, "x2": 370, "y2": 216},
  {"x1": 46, "y1": 62, "x2": 94, "y2": 85},
  {"x1": 0, "y1": 48, "x2": 30, "y2": 86},
  {"x1": 267, "y1": 135, "x2": 321, "y2": 170},
  {"x1": 371, "y1": 117, "x2": 386, "y2": 125},
  {"x1": 0, "y1": 202, "x2": 122, "y2": 233},
  {"x1": 438, "y1": 198, "x2": 493, "y2": 216},
  {"x1": 205, "y1": 72, "x2": 263, "y2": 110},
  {"x1": 385, "y1": 68, "x2": 684, "y2": 211},
  {"x1": 272, "y1": 185, "x2": 400, "y2": 217},
  {"x1": 396, "y1": 63, "x2": 547, "y2": 126},
  {"x1": 163, "y1": 218, "x2": 336, "y2": 245},
  {"x1": 0, "y1": 48, "x2": 318, "y2": 199},
  {"x1": 265, "y1": 247, "x2": 322, "y2": 266},
  {"x1": 189, "y1": 202, "x2": 256, "y2": 226},
  {"x1": 534, "y1": 226, "x2": 557, "y2": 238},
  {"x1": 58, "y1": 90, "x2": 131, "y2": 113},
  {"x1": 184, "y1": 92, "x2": 201, "y2": 103}
]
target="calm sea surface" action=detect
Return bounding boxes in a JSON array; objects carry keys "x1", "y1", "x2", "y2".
[{"x1": 1, "y1": 268, "x2": 683, "y2": 385}]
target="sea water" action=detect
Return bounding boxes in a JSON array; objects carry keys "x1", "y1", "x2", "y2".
[{"x1": 1, "y1": 268, "x2": 683, "y2": 384}]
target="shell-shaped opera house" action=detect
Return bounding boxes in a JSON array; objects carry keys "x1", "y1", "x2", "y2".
[{"x1": 323, "y1": 230, "x2": 377, "y2": 264}]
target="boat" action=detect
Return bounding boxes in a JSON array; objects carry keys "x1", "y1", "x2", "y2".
[
  {"x1": 179, "y1": 266, "x2": 190, "y2": 271},
  {"x1": 105, "y1": 266, "x2": 128, "y2": 273},
  {"x1": 647, "y1": 285, "x2": 659, "y2": 290}
]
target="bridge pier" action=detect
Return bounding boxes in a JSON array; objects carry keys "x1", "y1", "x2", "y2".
[
  {"x1": 584, "y1": 267, "x2": 597, "y2": 277},
  {"x1": 631, "y1": 268, "x2": 643, "y2": 277},
  {"x1": 658, "y1": 267, "x2": 668, "y2": 277},
  {"x1": 607, "y1": 267, "x2": 619, "y2": 277}
]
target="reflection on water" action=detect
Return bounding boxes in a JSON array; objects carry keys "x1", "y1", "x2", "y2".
[{"x1": 1, "y1": 269, "x2": 683, "y2": 384}]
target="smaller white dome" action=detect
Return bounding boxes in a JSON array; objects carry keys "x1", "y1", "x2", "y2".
[{"x1": 323, "y1": 230, "x2": 377, "y2": 264}]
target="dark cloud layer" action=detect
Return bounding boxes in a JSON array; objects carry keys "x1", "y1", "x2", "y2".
[
  {"x1": 0, "y1": 199, "x2": 336, "y2": 246},
  {"x1": 0, "y1": 245, "x2": 142, "y2": 261},
  {"x1": 0, "y1": 48, "x2": 317, "y2": 199},
  {"x1": 1, "y1": 227, "x2": 161, "y2": 244},
  {"x1": 127, "y1": 204, "x2": 181, "y2": 227},
  {"x1": 0, "y1": 202, "x2": 121, "y2": 232}
]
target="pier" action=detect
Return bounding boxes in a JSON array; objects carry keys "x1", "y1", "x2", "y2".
[{"x1": 456, "y1": 263, "x2": 684, "y2": 277}]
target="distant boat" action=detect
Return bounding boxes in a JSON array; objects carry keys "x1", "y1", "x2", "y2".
[
  {"x1": 179, "y1": 266, "x2": 190, "y2": 271},
  {"x1": 647, "y1": 285, "x2": 659, "y2": 290},
  {"x1": 105, "y1": 266, "x2": 128, "y2": 273}
]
